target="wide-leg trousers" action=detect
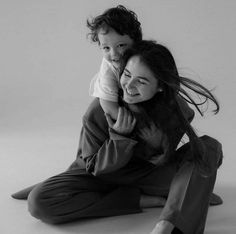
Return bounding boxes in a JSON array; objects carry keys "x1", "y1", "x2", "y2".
[{"x1": 26, "y1": 135, "x2": 223, "y2": 234}]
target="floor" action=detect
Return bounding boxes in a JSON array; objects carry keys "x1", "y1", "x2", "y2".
[{"x1": 1, "y1": 133, "x2": 236, "y2": 234}]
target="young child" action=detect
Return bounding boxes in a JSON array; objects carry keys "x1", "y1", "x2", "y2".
[{"x1": 87, "y1": 5, "x2": 142, "y2": 120}]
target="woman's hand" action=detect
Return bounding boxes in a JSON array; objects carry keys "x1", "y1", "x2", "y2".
[
  {"x1": 137, "y1": 121, "x2": 163, "y2": 148},
  {"x1": 105, "y1": 107, "x2": 136, "y2": 136}
]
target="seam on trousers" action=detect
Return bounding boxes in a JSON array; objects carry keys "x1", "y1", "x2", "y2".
[
  {"x1": 176, "y1": 162, "x2": 194, "y2": 210},
  {"x1": 158, "y1": 162, "x2": 195, "y2": 233}
]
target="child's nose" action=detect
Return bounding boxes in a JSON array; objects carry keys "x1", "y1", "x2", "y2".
[{"x1": 110, "y1": 48, "x2": 119, "y2": 58}]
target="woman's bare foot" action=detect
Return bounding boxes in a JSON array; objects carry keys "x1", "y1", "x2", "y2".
[
  {"x1": 150, "y1": 220, "x2": 174, "y2": 234},
  {"x1": 140, "y1": 195, "x2": 166, "y2": 208}
]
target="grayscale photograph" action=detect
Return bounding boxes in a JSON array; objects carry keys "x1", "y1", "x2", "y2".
[{"x1": 1, "y1": 1, "x2": 236, "y2": 233}]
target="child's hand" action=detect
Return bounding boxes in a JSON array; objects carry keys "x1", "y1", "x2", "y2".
[
  {"x1": 137, "y1": 121, "x2": 163, "y2": 148},
  {"x1": 105, "y1": 107, "x2": 136, "y2": 136}
]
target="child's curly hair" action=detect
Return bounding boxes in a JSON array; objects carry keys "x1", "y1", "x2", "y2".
[{"x1": 87, "y1": 5, "x2": 142, "y2": 43}]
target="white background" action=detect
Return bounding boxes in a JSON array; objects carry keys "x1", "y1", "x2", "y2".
[{"x1": 1, "y1": 0, "x2": 236, "y2": 233}]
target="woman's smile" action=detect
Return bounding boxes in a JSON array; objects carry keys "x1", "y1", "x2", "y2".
[
  {"x1": 120, "y1": 55, "x2": 159, "y2": 104},
  {"x1": 125, "y1": 88, "x2": 139, "y2": 97}
]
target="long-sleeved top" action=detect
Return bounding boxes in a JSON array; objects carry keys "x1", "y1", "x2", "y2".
[{"x1": 69, "y1": 97, "x2": 194, "y2": 176}]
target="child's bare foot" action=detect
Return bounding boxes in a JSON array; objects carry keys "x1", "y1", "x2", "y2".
[
  {"x1": 140, "y1": 195, "x2": 166, "y2": 208},
  {"x1": 150, "y1": 220, "x2": 174, "y2": 234}
]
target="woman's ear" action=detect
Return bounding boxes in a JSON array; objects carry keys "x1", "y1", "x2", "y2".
[{"x1": 157, "y1": 87, "x2": 163, "y2": 92}]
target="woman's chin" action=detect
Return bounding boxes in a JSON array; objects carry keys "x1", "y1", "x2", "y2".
[{"x1": 123, "y1": 96, "x2": 140, "y2": 104}]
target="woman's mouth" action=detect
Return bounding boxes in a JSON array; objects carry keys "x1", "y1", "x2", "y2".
[{"x1": 125, "y1": 89, "x2": 139, "y2": 97}]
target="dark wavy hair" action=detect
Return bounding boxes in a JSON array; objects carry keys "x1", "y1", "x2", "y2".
[
  {"x1": 87, "y1": 5, "x2": 142, "y2": 43},
  {"x1": 121, "y1": 40, "x2": 220, "y2": 168}
]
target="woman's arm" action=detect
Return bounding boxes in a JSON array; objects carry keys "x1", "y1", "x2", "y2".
[
  {"x1": 148, "y1": 97, "x2": 195, "y2": 165},
  {"x1": 77, "y1": 105, "x2": 137, "y2": 176}
]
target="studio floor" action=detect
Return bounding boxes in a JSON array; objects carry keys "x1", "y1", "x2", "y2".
[{"x1": 1, "y1": 133, "x2": 236, "y2": 234}]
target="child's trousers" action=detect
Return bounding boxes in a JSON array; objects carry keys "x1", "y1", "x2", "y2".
[{"x1": 27, "y1": 135, "x2": 223, "y2": 234}]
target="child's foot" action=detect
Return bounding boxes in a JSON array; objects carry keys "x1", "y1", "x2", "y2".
[
  {"x1": 140, "y1": 195, "x2": 166, "y2": 208},
  {"x1": 150, "y1": 220, "x2": 174, "y2": 234}
]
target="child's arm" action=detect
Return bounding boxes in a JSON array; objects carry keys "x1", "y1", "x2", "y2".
[{"x1": 100, "y1": 99, "x2": 119, "y2": 121}]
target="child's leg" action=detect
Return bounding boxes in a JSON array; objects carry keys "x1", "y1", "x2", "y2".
[{"x1": 27, "y1": 169, "x2": 141, "y2": 224}]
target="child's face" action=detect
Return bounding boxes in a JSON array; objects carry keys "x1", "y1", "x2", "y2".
[
  {"x1": 120, "y1": 55, "x2": 159, "y2": 104},
  {"x1": 98, "y1": 28, "x2": 133, "y2": 69}
]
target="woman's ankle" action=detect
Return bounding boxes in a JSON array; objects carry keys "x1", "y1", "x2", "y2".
[
  {"x1": 140, "y1": 195, "x2": 166, "y2": 208},
  {"x1": 151, "y1": 220, "x2": 174, "y2": 234}
]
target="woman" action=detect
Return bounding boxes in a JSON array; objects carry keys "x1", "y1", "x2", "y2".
[{"x1": 12, "y1": 40, "x2": 223, "y2": 234}]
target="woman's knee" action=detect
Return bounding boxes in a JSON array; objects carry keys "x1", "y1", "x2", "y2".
[
  {"x1": 27, "y1": 183, "x2": 57, "y2": 223},
  {"x1": 27, "y1": 184, "x2": 44, "y2": 218},
  {"x1": 27, "y1": 180, "x2": 104, "y2": 224},
  {"x1": 201, "y1": 135, "x2": 223, "y2": 166},
  {"x1": 198, "y1": 135, "x2": 223, "y2": 176}
]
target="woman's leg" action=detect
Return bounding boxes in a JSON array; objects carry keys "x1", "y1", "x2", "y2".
[
  {"x1": 157, "y1": 136, "x2": 223, "y2": 234},
  {"x1": 27, "y1": 157, "x2": 175, "y2": 224},
  {"x1": 27, "y1": 169, "x2": 141, "y2": 224},
  {"x1": 157, "y1": 161, "x2": 216, "y2": 234},
  {"x1": 134, "y1": 135, "x2": 222, "y2": 234}
]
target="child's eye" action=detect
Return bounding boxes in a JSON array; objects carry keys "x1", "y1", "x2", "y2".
[
  {"x1": 102, "y1": 46, "x2": 110, "y2": 51},
  {"x1": 118, "y1": 44, "x2": 127, "y2": 48}
]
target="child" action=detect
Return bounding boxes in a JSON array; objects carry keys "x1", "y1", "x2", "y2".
[{"x1": 87, "y1": 5, "x2": 142, "y2": 120}]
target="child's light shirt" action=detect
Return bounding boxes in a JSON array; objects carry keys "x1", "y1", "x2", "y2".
[{"x1": 89, "y1": 58, "x2": 120, "y2": 102}]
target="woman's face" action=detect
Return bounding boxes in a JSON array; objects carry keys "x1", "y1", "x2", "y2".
[{"x1": 120, "y1": 55, "x2": 159, "y2": 104}]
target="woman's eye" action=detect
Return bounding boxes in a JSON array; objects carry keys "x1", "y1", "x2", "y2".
[
  {"x1": 124, "y1": 72, "x2": 131, "y2": 78},
  {"x1": 138, "y1": 80, "x2": 146, "y2": 84}
]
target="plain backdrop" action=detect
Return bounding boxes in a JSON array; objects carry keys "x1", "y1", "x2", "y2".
[{"x1": 1, "y1": 0, "x2": 236, "y2": 233}]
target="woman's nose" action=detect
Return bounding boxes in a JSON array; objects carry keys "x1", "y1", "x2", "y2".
[{"x1": 126, "y1": 78, "x2": 136, "y2": 88}]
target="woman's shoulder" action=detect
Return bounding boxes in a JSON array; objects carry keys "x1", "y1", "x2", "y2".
[{"x1": 151, "y1": 96, "x2": 195, "y2": 130}]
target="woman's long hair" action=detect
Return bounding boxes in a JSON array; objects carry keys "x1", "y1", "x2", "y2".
[{"x1": 121, "y1": 40, "x2": 219, "y2": 167}]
